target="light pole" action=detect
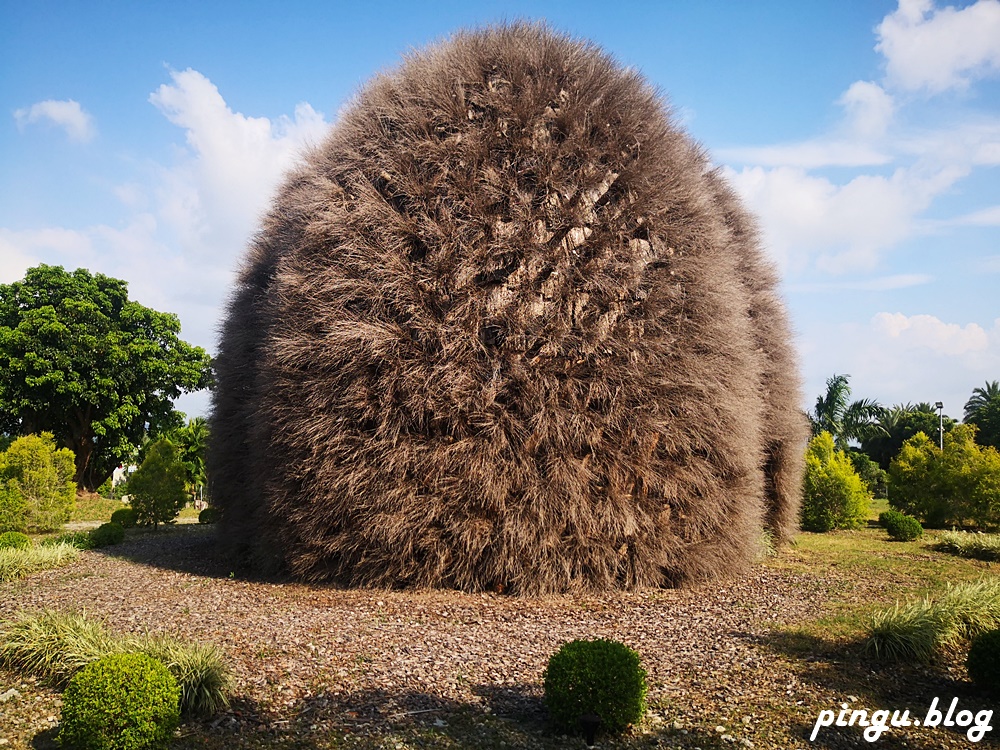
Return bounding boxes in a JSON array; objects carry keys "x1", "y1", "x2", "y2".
[{"x1": 935, "y1": 401, "x2": 944, "y2": 450}]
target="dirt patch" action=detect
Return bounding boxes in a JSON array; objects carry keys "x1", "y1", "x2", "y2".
[{"x1": 1, "y1": 526, "x2": 995, "y2": 749}]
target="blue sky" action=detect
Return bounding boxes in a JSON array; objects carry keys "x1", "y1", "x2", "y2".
[{"x1": 2, "y1": 0, "x2": 998, "y2": 420}]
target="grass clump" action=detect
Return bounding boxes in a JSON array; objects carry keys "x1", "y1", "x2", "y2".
[
  {"x1": 59, "y1": 651, "x2": 180, "y2": 750},
  {"x1": 0, "y1": 610, "x2": 231, "y2": 716},
  {"x1": 0, "y1": 542, "x2": 79, "y2": 582},
  {"x1": 864, "y1": 578, "x2": 1000, "y2": 662},
  {"x1": 936, "y1": 530, "x2": 1000, "y2": 561},
  {"x1": 543, "y1": 638, "x2": 648, "y2": 736},
  {"x1": 41, "y1": 530, "x2": 94, "y2": 550}
]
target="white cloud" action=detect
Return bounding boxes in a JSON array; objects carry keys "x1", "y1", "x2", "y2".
[
  {"x1": 872, "y1": 311, "x2": 991, "y2": 355},
  {"x1": 723, "y1": 164, "x2": 965, "y2": 274},
  {"x1": 838, "y1": 81, "x2": 895, "y2": 139},
  {"x1": 719, "y1": 141, "x2": 890, "y2": 169},
  {"x1": 149, "y1": 69, "x2": 328, "y2": 254},
  {"x1": 876, "y1": 0, "x2": 1000, "y2": 93},
  {"x1": 3, "y1": 69, "x2": 331, "y2": 366},
  {"x1": 787, "y1": 273, "x2": 933, "y2": 293},
  {"x1": 798, "y1": 313, "x2": 1000, "y2": 416},
  {"x1": 13, "y1": 99, "x2": 96, "y2": 142}
]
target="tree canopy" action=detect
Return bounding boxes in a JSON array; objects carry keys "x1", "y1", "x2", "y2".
[
  {"x1": 809, "y1": 374, "x2": 885, "y2": 450},
  {"x1": 965, "y1": 381, "x2": 1000, "y2": 450},
  {"x1": 0, "y1": 265, "x2": 212, "y2": 490},
  {"x1": 861, "y1": 402, "x2": 956, "y2": 470}
]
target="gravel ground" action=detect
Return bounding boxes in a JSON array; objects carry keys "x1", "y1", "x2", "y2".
[{"x1": 0, "y1": 525, "x2": 996, "y2": 749}]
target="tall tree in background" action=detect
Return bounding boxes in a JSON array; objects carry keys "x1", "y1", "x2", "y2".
[
  {"x1": 0, "y1": 265, "x2": 212, "y2": 490},
  {"x1": 965, "y1": 381, "x2": 1000, "y2": 450},
  {"x1": 862, "y1": 403, "x2": 956, "y2": 470},
  {"x1": 809, "y1": 374, "x2": 885, "y2": 450},
  {"x1": 167, "y1": 417, "x2": 209, "y2": 504}
]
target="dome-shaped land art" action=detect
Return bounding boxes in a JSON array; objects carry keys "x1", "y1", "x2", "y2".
[{"x1": 209, "y1": 23, "x2": 807, "y2": 594}]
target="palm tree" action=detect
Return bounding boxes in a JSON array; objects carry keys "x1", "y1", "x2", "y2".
[
  {"x1": 964, "y1": 381, "x2": 1000, "y2": 423},
  {"x1": 810, "y1": 374, "x2": 885, "y2": 450}
]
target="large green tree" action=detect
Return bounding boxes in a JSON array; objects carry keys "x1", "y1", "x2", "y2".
[
  {"x1": 861, "y1": 402, "x2": 956, "y2": 470},
  {"x1": 0, "y1": 265, "x2": 212, "y2": 490},
  {"x1": 809, "y1": 374, "x2": 885, "y2": 450},
  {"x1": 965, "y1": 381, "x2": 1000, "y2": 450}
]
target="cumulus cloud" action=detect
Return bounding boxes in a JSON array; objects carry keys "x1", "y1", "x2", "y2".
[
  {"x1": 13, "y1": 99, "x2": 96, "y2": 142},
  {"x1": 149, "y1": 69, "x2": 328, "y2": 254},
  {"x1": 723, "y1": 164, "x2": 965, "y2": 273},
  {"x1": 839, "y1": 81, "x2": 895, "y2": 139},
  {"x1": 799, "y1": 312, "x2": 1000, "y2": 415},
  {"x1": 876, "y1": 0, "x2": 1000, "y2": 93},
  {"x1": 3, "y1": 68, "x2": 331, "y2": 359}
]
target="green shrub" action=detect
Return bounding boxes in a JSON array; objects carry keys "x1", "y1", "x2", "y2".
[
  {"x1": 197, "y1": 507, "x2": 219, "y2": 525},
  {"x1": 878, "y1": 510, "x2": 905, "y2": 528},
  {"x1": 801, "y1": 432, "x2": 871, "y2": 532},
  {"x1": 0, "y1": 543, "x2": 79, "y2": 582},
  {"x1": 889, "y1": 425, "x2": 1000, "y2": 529},
  {"x1": 865, "y1": 579, "x2": 1000, "y2": 662},
  {"x1": 885, "y1": 513, "x2": 923, "y2": 541},
  {"x1": 0, "y1": 433, "x2": 76, "y2": 532},
  {"x1": 126, "y1": 440, "x2": 187, "y2": 528},
  {"x1": 0, "y1": 610, "x2": 231, "y2": 715},
  {"x1": 967, "y1": 628, "x2": 1000, "y2": 695},
  {"x1": 58, "y1": 652, "x2": 181, "y2": 750},
  {"x1": 0, "y1": 531, "x2": 31, "y2": 550},
  {"x1": 89, "y1": 522, "x2": 125, "y2": 548},
  {"x1": 543, "y1": 638, "x2": 647, "y2": 735},
  {"x1": 110, "y1": 507, "x2": 138, "y2": 529},
  {"x1": 936, "y1": 530, "x2": 1000, "y2": 561}
]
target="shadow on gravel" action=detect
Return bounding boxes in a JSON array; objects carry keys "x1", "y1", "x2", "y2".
[
  {"x1": 757, "y1": 630, "x2": 1000, "y2": 748},
  {"x1": 166, "y1": 686, "x2": 762, "y2": 750},
  {"x1": 89, "y1": 524, "x2": 286, "y2": 583}
]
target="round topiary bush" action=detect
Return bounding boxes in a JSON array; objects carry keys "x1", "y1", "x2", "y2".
[
  {"x1": 198, "y1": 507, "x2": 220, "y2": 525},
  {"x1": 110, "y1": 507, "x2": 138, "y2": 529},
  {"x1": 58, "y1": 651, "x2": 181, "y2": 750},
  {"x1": 0, "y1": 531, "x2": 31, "y2": 550},
  {"x1": 544, "y1": 638, "x2": 647, "y2": 734},
  {"x1": 89, "y1": 521, "x2": 125, "y2": 548},
  {"x1": 209, "y1": 22, "x2": 807, "y2": 593},
  {"x1": 885, "y1": 513, "x2": 922, "y2": 541},
  {"x1": 967, "y1": 628, "x2": 1000, "y2": 695},
  {"x1": 878, "y1": 510, "x2": 905, "y2": 528}
]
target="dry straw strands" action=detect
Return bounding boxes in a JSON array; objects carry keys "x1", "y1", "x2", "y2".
[{"x1": 209, "y1": 23, "x2": 806, "y2": 594}]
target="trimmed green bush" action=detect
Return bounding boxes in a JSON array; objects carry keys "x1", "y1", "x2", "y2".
[
  {"x1": 89, "y1": 522, "x2": 125, "y2": 548},
  {"x1": 58, "y1": 652, "x2": 180, "y2": 750},
  {"x1": 967, "y1": 628, "x2": 1000, "y2": 695},
  {"x1": 885, "y1": 513, "x2": 923, "y2": 541},
  {"x1": 110, "y1": 507, "x2": 138, "y2": 529},
  {"x1": 878, "y1": 510, "x2": 905, "y2": 528},
  {"x1": 543, "y1": 638, "x2": 647, "y2": 735},
  {"x1": 197, "y1": 507, "x2": 219, "y2": 525},
  {"x1": 0, "y1": 531, "x2": 31, "y2": 550},
  {"x1": 801, "y1": 432, "x2": 871, "y2": 532}
]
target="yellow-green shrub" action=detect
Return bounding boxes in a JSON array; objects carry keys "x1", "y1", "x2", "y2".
[
  {"x1": 801, "y1": 432, "x2": 871, "y2": 532},
  {"x1": 0, "y1": 433, "x2": 75, "y2": 532}
]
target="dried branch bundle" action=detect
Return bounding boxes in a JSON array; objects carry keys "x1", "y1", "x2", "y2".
[{"x1": 209, "y1": 23, "x2": 807, "y2": 594}]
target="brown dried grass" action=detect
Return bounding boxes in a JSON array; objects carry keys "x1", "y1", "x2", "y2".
[{"x1": 209, "y1": 23, "x2": 806, "y2": 594}]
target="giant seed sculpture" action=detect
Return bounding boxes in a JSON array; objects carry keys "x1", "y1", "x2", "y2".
[{"x1": 209, "y1": 23, "x2": 807, "y2": 594}]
